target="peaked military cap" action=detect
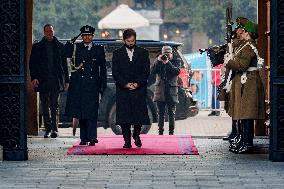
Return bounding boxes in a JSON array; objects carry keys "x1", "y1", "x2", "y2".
[
  {"x1": 80, "y1": 25, "x2": 95, "y2": 35},
  {"x1": 235, "y1": 17, "x2": 257, "y2": 33}
]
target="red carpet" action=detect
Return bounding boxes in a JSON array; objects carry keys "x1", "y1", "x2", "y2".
[{"x1": 67, "y1": 135, "x2": 198, "y2": 155}]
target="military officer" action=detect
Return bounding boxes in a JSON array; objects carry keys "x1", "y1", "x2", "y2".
[
  {"x1": 65, "y1": 25, "x2": 107, "y2": 146},
  {"x1": 225, "y1": 17, "x2": 265, "y2": 153}
]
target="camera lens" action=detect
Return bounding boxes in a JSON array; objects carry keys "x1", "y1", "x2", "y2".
[{"x1": 161, "y1": 54, "x2": 168, "y2": 61}]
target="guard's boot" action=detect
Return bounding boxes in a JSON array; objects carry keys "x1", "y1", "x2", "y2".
[
  {"x1": 236, "y1": 120, "x2": 253, "y2": 154},
  {"x1": 229, "y1": 122, "x2": 243, "y2": 152},
  {"x1": 229, "y1": 121, "x2": 241, "y2": 144},
  {"x1": 223, "y1": 120, "x2": 238, "y2": 141},
  {"x1": 229, "y1": 134, "x2": 243, "y2": 152}
]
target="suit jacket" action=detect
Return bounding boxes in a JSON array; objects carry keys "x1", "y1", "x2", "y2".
[
  {"x1": 29, "y1": 37, "x2": 69, "y2": 92},
  {"x1": 112, "y1": 45, "x2": 150, "y2": 125}
]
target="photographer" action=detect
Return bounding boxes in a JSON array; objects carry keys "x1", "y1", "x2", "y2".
[{"x1": 151, "y1": 46, "x2": 181, "y2": 135}]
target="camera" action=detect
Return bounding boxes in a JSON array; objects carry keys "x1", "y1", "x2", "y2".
[{"x1": 161, "y1": 54, "x2": 168, "y2": 61}]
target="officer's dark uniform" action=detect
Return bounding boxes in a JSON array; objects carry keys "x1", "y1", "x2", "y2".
[{"x1": 64, "y1": 25, "x2": 107, "y2": 145}]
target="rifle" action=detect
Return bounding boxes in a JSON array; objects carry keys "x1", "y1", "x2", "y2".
[
  {"x1": 199, "y1": 44, "x2": 227, "y2": 67},
  {"x1": 225, "y1": 6, "x2": 233, "y2": 59},
  {"x1": 199, "y1": 7, "x2": 236, "y2": 67},
  {"x1": 218, "y1": 6, "x2": 234, "y2": 101}
]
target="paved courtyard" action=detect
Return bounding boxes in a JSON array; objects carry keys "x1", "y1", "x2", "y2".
[
  {"x1": 58, "y1": 110, "x2": 232, "y2": 137},
  {"x1": 1, "y1": 110, "x2": 283, "y2": 189}
]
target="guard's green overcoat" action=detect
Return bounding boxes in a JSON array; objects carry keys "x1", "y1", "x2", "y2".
[{"x1": 226, "y1": 39, "x2": 265, "y2": 120}]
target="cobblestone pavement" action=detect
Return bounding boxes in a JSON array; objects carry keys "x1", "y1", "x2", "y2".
[
  {"x1": 1, "y1": 137, "x2": 283, "y2": 189},
  {"x1": 1, "y1": 111, "x2": 284, "y2": 189}
]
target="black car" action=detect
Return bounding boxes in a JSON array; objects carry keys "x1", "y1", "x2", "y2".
[{"x1": 49, "y1": 39, "x2": 198, "y2": 134}]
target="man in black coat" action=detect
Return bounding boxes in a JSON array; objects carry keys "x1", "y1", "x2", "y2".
[
  {"x1": 65, "y1": 25, "x2": 107, "y2": 146},
  {"x1": 151, "y1": 46, "x2": 181, "y2": 135},
  {"x1": 112, "y1": 29, "x2": 150, "y2": 148},
  {"x1": 29, "y1": 24, "x2": 69, "y2": 138}
]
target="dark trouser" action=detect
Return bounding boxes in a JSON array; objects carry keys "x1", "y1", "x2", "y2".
[
  {"x1": 211, "y1": 86, "x2": 220, "y2": 110},
  {"x1": 157, "y1": 101, "x2": 176, "y2": 134},
  {"x1": 228, "y1": 119, "x2": 238, "y2": 139},
  {"x1": 79, "y1": 119, "x2": 98, "y2": 143},
  {"x1": 39, "y1": 88, "x2": 60, "y2": 133},
  {"x1": 121, "y1": 124, "x2": 141, "y2": 142},
  {"x1": 241, "y1": 119, "x2": 254, "y2": 147}
]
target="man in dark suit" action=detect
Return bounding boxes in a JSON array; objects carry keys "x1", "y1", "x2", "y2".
[
  {"x1": 29, "y1": 24, "x2": 69, "y2": 138},
  {"x1": 65, "y1": 25, "x2": 107, "y2": 146},
  {"x1": 151, "y1": 46, "x2": 180, "y2": 135},
  {"x1": 112, "y1": 29, "x2": 150, "y2": 148}
]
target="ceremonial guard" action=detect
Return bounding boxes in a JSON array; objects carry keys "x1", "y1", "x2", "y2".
[
  {"x1": 224, "y1": 17, "x2": 265, "y2": 153},
  {"x1": 65, "y1": 25, "x2": 107, "y2": 146}
]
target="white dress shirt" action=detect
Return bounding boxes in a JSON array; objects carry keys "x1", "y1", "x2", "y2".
[
  {"x1": 84, "y1": 43, "x2": 93, "y2": 50},
  {"x1": 126, "y1": 47, "x2": 134, "y2": 62}
]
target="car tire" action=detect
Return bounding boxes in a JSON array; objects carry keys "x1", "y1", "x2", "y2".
[{"x1": 108, "y1": 102, "x2": 153, "y2": 135}]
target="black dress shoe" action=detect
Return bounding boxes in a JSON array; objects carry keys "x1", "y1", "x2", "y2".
[
  {"x1": 44, "y1": 131, "x2": 50, "y2": 138},
  {"x1": 208, "y1": 111, "x2": 216, "y2": 116},
  {"x1": 89, "y1": 141, "x2": 96, "y2": 146},
  {"x1": 158, "y1": 128, "x2": 164, "y2": 135},
  {"x1": 79, "y1": 141, "x2": 87, "y2": 145},
  {"x1": 123, "y1": 142, "x2": 132, "y2": 148},
  {"x1": 50, "y1": 131, "x2": 58, "y2": 138},
  {"x1": 133, "y1": 135, "x2": 142, "y2": 147},
  {"x1": 215, "y1": 111, "x2": 220, "y2": 116}
]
